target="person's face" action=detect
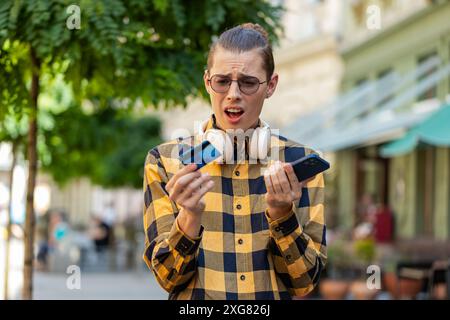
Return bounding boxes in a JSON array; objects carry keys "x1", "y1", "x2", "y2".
[{"x1": 204, "y1": 47, "x2": 278, "y2": 131}]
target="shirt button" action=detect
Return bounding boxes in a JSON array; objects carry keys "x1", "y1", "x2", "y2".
[
  {"x1": 275, "y1": 227, "x2": 281, "y2": 232},
  {"x1": 286, "y1": 254, "x2": 292, "y2": 261},
  {"x1": 235, "y1": 171, "x2": 240, "y2": 176},
  {"x1": 238, "y1": 239, "x2": 243, "y2": 245},
  {"x1": 240, "y1": 275, "x2": 246, "y2": 281},
  {"x1": 236, "y1": 204, "x2": 242, "y2": 210}
]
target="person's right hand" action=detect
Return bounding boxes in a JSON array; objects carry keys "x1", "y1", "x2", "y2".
[{"x1": 165, "y1": 164, "x2": 215, "y2": 217}]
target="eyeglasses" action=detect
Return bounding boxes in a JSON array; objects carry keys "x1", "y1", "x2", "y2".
[{"x1": 207, "y1": 74, "x2": 267, "y2": 95}]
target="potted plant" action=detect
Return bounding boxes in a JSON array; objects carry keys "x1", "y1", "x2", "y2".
[
  {"x1": 380, "y1": 250, "x2": 424, "y2": 299},
  {"x1": 381, "y1": 255, "x2": 400, "y2": 299},
  {"x1": 319, "y1": 239, "x2": 354, "y2": 299},
  {"x1": 349, "y1": 238, "x2": 380, "y2": 300}
]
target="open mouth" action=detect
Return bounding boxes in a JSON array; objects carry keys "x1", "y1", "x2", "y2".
[{"x1": 224, "y1": 107, "x2": 244, "y2": 122}]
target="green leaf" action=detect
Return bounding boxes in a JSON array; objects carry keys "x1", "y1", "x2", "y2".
[{"x1": 153, "y1": 0, "x2": 169, "y2": 14}]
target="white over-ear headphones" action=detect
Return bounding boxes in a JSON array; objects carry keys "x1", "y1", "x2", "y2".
[{"x1": 196, "y1": 117, "x2": 271, "y2": 163}]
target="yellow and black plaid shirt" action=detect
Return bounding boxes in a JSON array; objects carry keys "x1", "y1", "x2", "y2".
[{"x1": 143, "y1": 116, "x2": 327, "y2": 300}]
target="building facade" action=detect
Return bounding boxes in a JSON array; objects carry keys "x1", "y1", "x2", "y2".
[{"x1": 288, "y1": 0, "x2": 450, "y2": 240}]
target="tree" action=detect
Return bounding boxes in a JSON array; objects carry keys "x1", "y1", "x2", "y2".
[
  {"x1": 0, "y1": 112, "x2": 27, "y2": 300},
  {"x1": 0, "y1": 132, "x2": 20, "y2": 300},
  {"x1": 0, "y1": 0, "x2": 283, "y2": 299},
  {"x1": 40, "y1": 105, "x2": 162, "y2": 189},
  {"x1": 99, "y1": 115, "x2": 162, "y2": 188}
]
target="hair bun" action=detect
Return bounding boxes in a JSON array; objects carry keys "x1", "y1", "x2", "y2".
[{"x1": 240, "y1": 23, "x2": 269, "y2": 42}]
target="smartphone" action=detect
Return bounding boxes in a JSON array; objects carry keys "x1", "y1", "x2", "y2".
[
  {"x1": 179, "y1": 140, "x2": 221, "y2": 170},
  {"x1": 290, "y1": 154, "x2": 330, "y2": 182}
]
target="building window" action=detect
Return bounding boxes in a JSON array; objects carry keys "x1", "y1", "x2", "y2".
[{"x1": 417, "y1": 51, "x2": 438, "y2": 102}]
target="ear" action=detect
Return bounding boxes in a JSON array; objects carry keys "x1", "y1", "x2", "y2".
[
  {"x1": 266, "y1": 73, "x2": 278, "y2": 99},
  {"x1": 204, "y1": 70, "x2": 211, "y2": 94}
]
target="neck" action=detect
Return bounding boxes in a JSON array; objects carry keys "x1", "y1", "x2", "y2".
[{"x1": 212, "y1": 115, "x2": 260, "y2": 131}]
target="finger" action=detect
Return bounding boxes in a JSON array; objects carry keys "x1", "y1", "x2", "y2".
[
  {"x1": 275, "y1": 162, "x2": 291, "y2": 193},
  {"x1": 176, "y1": 171, "x2": 202, "y2": 189},
  {"x1": 185, "y1": 180, "x2": 214, "y2": 207},
  {"x1": 169, "y1": 171, "x2": 201, "y2": 201},
  {"x1": 263, "y1": 169, "x2": 275, "y2": 194},
  {"x1": 283, "y1": 163, "x2": 301, "y2": 190},
  {"x1": 166, "y1": 163, "x2": 197, "y2": 191},
  {"x1": 178, "y1": 173, "x2": 211, "y2": 203},
  {"x1": 269, "y1": 164, "x2": 283, "y2": 194},
  {"x1": 283, "y1": 164, "x2": 302, "y2": 199}
]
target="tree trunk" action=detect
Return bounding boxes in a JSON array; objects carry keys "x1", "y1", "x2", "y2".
[
  {"x1": 22, "y1": 47, "x2": 40, "y2": 300},
  {"x1": 3, "y1": 141, "x2": 17, "y2": 300}
]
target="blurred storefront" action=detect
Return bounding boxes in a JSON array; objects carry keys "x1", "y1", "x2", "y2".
[{"x1": 286, "y1": 0, "x2": 450, "y2": 241}]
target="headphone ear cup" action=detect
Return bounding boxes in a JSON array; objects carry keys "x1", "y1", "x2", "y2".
[
  {"x1": 204, "y1": 130, "x2": 234, "y2": 164},
  {"x1": 248, "y1": 128, "x2": 260, "y2": 160},
  {"x1": 257, "y1": 127, "x2": 271, "y2": 160},
  {"x1": 223, "y1": 132, "x2": 234, "y2": 164}
]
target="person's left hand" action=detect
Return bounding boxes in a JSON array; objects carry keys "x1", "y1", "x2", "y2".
[{"x1": 263, "y1": 161, "x2": 310, "y2": 220}]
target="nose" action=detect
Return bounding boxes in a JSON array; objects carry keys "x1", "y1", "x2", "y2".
[{"x1": 226, "y1": 80, "x2": 242, "y2": 100}]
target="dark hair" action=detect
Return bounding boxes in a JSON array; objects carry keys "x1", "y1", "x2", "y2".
[{"x1": 207, "y1": 23, "x2": 274, "y2": 81}]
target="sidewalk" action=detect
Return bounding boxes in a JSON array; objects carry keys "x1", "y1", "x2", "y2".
[
  {"x1": 1, "y1": 237, "x2": 168, "y2": 300},
  {"x1": 33, "y1": 270, "x2": 168, "y2": 300}
]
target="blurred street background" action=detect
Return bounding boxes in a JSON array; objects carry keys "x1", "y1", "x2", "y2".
[
  {"x1": 1, "y1": 0, "x2": 450, "y2": 300},
  {"x1": 0, "y1": 238, "x2": 167, "y2": 299}
]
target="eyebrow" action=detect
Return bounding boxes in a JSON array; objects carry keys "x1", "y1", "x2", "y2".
[{"x1": 214, "y1": 72, "x2": 257, "y2": 78}]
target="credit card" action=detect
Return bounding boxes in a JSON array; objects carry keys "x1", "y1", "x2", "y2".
[{"x1": 179, "y1": 140, "x2": 221, "y2": 170}]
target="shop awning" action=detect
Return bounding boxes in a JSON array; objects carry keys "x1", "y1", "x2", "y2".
[
  {"x1": 380, "y1": 104, "x2": 450, "y2": 157},
  {"x1": 418, "y1": 104, "x2": 450, "y2": 145}
]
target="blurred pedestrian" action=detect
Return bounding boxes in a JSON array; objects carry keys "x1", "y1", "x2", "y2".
[
  {"x1": 36, "y1": 209, "x2": 51, "y2": 271},
  {"x1": 36, "y1": 209, "x2": 69, "y2": 270},
  {"x1": 102, "y1": 201, "x2": 117, "y2": 227},
  {"x1": 373, "y1": 204, "x2": 394, "y2": 243},
  {"x1": 353, "y1": 193, "x2": 378, "y2": 240},
  {"x1": 89, "y1": 214, "x2": 112, "y2": 253}
]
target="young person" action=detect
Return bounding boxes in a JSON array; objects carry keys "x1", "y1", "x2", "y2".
[{"x1": 143, "y1": 23, "x2": 326, "y2": 300}]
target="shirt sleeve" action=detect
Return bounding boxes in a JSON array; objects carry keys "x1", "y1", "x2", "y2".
[
  {"x1": 265, "y1": 172, "x2": 327, "y2": 297},
  {"x1": 142, "y1": 148, "x2": 203, "y2": 294}
]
